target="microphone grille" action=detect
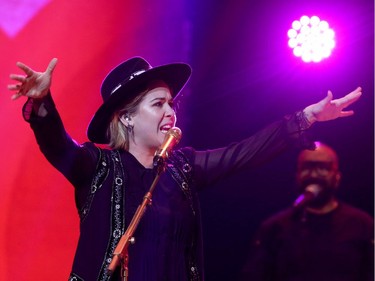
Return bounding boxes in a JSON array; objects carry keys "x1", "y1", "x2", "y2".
[{"x1": 167, "y1": 127, "x2": 182, "y2": 144}]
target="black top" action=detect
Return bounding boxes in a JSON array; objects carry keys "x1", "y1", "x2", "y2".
[
  {"x1": 24, "y1": 94, "x2": 311, "y2": 281},
  {"x1": 122, "y1": 150, "x2": 196, "y2": 281},
  {"x1": 240, "y1": 202, "x2": 374, "y2": 281}
]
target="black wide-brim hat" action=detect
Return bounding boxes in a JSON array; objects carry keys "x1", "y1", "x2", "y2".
[{"x1": 87, "y1": 57, "x2": 192, "y2": 144}]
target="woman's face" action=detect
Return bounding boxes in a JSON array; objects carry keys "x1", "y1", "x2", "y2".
[{"x1": 131, "y1": 82, "x2": 176, "y2": 150}]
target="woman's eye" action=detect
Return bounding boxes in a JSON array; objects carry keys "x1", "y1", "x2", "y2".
[{"x1": 153, "y1": 100, "x2": 174, "y2": 108}]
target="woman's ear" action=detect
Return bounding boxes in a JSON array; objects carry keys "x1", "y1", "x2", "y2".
[{"x1": 119, "y1": 114, "x2": 132, "y2": 126}]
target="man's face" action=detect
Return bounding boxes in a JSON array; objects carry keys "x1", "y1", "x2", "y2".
[{"x1": 296, "y1": 145, "x2": 341, "y2": 207}]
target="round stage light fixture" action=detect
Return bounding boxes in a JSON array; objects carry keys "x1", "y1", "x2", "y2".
[{"x1": 288, "y1": 15, "x2": 335, "y2": 63}]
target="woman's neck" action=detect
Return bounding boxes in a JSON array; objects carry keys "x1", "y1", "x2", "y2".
[{"x1": 128, "y1": 147, "x2": 156, "y2": 169}]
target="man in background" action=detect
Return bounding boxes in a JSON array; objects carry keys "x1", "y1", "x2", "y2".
[{"x1": 240, "y1": 141, "x2": 374, "y2": 281}]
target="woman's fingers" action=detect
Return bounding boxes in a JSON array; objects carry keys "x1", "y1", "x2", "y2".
[
  {"x1": 16, "y1": 61, "x2": 35, "y2": 77},
  {"x1": 45, "y1": 58, "x2": 58, "y2": 74},
  {"x1": 9, "y1": 74, "x2": 27, "y2": 83}
]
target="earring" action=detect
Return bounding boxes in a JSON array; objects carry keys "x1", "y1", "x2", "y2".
[
  {"x1": 121, "y1": 114, "x2": 133, "y2": 133},
  {"x1": 127, "y1": 124, "x2": 134, "y2": 133}
]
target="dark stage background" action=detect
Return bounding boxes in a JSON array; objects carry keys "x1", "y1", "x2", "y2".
[{"x1": 0, "y1": 0, "x2": 373, "y2": 280}]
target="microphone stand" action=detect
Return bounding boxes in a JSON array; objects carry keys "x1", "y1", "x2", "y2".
[{"x1": 107, "y1": 156, "x2": 166, "y2": 281}]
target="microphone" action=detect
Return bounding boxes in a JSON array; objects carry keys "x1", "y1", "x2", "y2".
[
  {"x1": 153, "y1": 127, "x2": 182, "y2": 168},
  {"x1": 293, "y1": 184, "x2": 321, "y2": 209}
]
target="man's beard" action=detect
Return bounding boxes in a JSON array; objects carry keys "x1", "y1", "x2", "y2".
[{"x1": 298, "y1": 178, "x2": 336, "y2": 208}]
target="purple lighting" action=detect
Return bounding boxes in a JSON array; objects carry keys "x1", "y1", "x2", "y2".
[
  {"x1": 287, "y1": 15, "x2": 335, "y2": 63},
  {"x1": 0, "y1": 0, "x2": 51, "y2": 38}
]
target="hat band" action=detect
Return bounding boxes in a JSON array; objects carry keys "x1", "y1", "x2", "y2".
[{"x1": 110, "y1": 69, "x2": 147, "y2": 95}]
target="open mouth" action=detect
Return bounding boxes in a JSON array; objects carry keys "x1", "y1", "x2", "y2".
[{"x1": 160, "y1": 124, "x2": 172, "y2": 134}]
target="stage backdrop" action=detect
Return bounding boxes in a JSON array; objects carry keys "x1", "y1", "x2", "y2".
[
  {"x1": 0, "y1": 0, "x2": 373, "y2": 280},
  {"x1": 0, "y1": 0, "x2": 191, "y2": 280}
]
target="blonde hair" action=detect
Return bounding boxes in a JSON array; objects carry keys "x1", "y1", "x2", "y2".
[{"x1": 107, "y1": 88, "x2": 149, "y2": 150}]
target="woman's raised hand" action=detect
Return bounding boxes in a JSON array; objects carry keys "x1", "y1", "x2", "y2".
[
  {"x1": 303, "y1": 87, "x2": 362, "y2": 124},
  {"x1": 8, "y1": 58, "x2": 58, "y2": 100}
]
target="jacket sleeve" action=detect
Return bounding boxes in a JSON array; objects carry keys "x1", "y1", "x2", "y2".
[
  {"x1": 22, "y1": 92, "x2": 98, "y2": 189},
  {"x1": 191, "y1": 112, "x2": 315, "y2": 188}
]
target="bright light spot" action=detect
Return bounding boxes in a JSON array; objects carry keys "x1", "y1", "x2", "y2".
[
  {"x1": 300, "y1": 15, "x2": 310, "y2": 26},
  {"x1": 292, "y1": 20, "x2": 301, "y2": 30},
  {"x1": 326, "y1": 29, "x2": 335, "y2": 39},
  {"x1": 288, "y1": 29, "x2": 297, "y2": 38},
  {"x1": 319, "y1": 20, "x2": 329, "y2": 31},
  {"x1": 293, "y1": 46, "x2": 303, "y2": 57},
  {"x1": 310, "y1": 16, "x2": 320, "y2": 26},
  {"x1": 287, "y1": 15, "x2": 335, "y2": 63}
]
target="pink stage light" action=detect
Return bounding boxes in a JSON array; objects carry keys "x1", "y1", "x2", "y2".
[
  {"x1": 288, "y1": 15, "x2": 335, "y2": 63},
  {"x1": 0, "y1": 0, "x2": 51, "y2": 38}
]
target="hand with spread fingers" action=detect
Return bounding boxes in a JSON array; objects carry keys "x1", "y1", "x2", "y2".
[
  {"x1": 303, "y1": 87, "x2": 362, "y2": 125},
  {"x1": 8, "y1": 58, "x2": 58, "y2": 100}
]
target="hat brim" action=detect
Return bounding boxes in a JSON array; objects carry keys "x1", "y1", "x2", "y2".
[{"x1": 87, "y1": 63, "x2": 191, "y2": 144}]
